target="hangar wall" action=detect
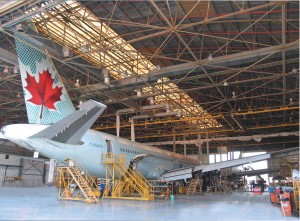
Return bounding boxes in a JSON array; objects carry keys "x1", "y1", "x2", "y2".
[{"x1": 0, "y1": 154, "x2": 47, "y2": 187}]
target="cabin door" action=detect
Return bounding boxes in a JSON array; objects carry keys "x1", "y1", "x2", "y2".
[{"x1": 106, "y1": 140, "x2": 112, "y2": 153}]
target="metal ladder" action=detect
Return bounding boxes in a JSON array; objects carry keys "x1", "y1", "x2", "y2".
[
  {"x1": 102, "y1": 153, "x2": 154, "y2": 201},
  {"x1": 57, "y1": 161, "x2": 99, "y2": 204},
  {"x1": 186, "y1": 179, "x2": 198, "y2": 195}
]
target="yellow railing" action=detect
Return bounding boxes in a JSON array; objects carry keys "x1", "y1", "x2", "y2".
[
  {"x1": 101, "y1": 152, "x2": 154, "y2": 200},
  {"x1": 56, "y1": 161, "x2": 99, "y2": 203}
]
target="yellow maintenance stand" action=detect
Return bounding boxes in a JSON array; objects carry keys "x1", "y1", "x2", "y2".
[
  {"x1": 56, "y1": 159, "x2": 99, "y2": 204},
  {"x1": 101, "y1": 153, "x2": 154, "y2": 201}
]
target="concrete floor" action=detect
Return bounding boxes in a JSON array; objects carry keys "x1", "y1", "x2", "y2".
[{"x1": 0, "y1": 186, "x2": 298, "y2": 220}]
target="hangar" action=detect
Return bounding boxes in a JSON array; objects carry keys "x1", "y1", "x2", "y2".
[{"x1": 0, "y1": 1, "x2": 299, "y2": 220}]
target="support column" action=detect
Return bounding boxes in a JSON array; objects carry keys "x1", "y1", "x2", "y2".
[
  {"x1": 47, "y1": 159, "x2": 56, "y2": 184},
  {"x1": 172, "y1": 128, "x2": 176, "y2": 153},
  {"x1": 206, "y1": 132, "x2": 209, "y2": 163},
  {"x1": 197, "y1": 134, "x2": 202, "y2": 162},
  {"x1": 116, "y1": 114, "x2": 120, "y2": 137},
  {"x1": 183, "y1": 135, "x2": 186, "y2": 156},
  {"x1": 130, "y1": 119, "x2": 135, "y2": 142}
]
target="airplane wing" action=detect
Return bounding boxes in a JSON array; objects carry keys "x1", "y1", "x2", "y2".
[
  {"x1": 162, "y1": 147, "x2": 299, "y2": 181},
  {"x1": 162, "y1": 153, "x2": 272, "y2": 181},
  {"x1": 193, "y1": 153, "x2": 271, "y2": 173},
  {"x1": 30, "y1": 100, "x2": 106, "y2": 145}
]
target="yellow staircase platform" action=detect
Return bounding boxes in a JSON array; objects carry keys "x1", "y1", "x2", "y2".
[
  {"x1": 101, "y1": 153, "x2": 154, "y2": 201},
  {"x1": 292, "y1": 180, "x2": 299, "y2": 213},
  {"x1": 57, "y1": 159, "x2": 99, "y2": 204}
]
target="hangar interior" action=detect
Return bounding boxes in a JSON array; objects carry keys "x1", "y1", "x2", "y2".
[{"x1": 0, "y1": 0, "x2": 299, "y2": 220}]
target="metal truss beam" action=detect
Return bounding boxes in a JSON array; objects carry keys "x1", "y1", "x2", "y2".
[
  {"x1": 146, "y1": 131, "x2": 299, "y2": 146},
  {"x1": 79, "y1": 40, "x2": 299, "y2": 93}
]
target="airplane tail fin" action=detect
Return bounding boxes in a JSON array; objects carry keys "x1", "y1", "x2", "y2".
[{"x1": 15, "y1": 33, "x2": 75, "y2": 124}]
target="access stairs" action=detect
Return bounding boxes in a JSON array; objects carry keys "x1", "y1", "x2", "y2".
[
  {"x1": 292, "y1": 180, "x2": 300, "y2": 214},
  {"x1": 213, "y1": 176, "x2": 232, "y2": 193},
  {"x1": 57, "y1": 159, "x2": 99, "y2": 204},
  {"x1": 101, "y1": 153, "x2": 154, "y2": 201},
  {"x1": 186, "y1": 178, "x2": 203, "y2": 195}
]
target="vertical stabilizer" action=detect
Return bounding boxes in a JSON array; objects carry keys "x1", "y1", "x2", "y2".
[{"x1": 15, "y1": 33, "x2": 75, "y2": 124}]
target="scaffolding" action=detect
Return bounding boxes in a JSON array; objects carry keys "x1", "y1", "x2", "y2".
[
  {"x1": 56, "y1": 159, "x2": 99, "y2": 204},
  {"x1": 186, "y1": 178, "x2": 203, "y2": 195},
  {"x1": 292, "y1": 180, "x2": 300, "y2": 214},
  {"x1": 213, "y1": 176, "x2": 232, "y2": 193},
  {"x1": 101, "y1": 153, "x2": 154, "y2": 201}
]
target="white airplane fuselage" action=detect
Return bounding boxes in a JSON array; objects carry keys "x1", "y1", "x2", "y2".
[{"x1": 2, "y1": 124, "x2": 199, "y2": 179}]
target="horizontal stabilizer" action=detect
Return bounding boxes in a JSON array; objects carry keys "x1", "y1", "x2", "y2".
[{"x1": 30, "y1": 100, "x2": 106, "y2": 144}]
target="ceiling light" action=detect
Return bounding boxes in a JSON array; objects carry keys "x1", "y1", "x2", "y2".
[
  {"x1": 75, "y1": 79, "x2": 80, "y2": 87},
  {"x1": 137, "y1": 89, "x2": 142, "y2": 97},
  {"x1": 3, "y1": 66, "x2": 9, "y2": 74},
  {"x1": 207, "y1": 53, "x2": 213, "y2": 61},
  {"x1": 62, "y1": 46, "x2": 72, "y2": 58},
  {"x1": 289, "y1": 98, "x2": 293, "y2": 105},
  {"x1": 292, "y1": 67, "x2": 297, "y2": 73},
  {"x1": 223, "y1": 80, "x2": 228, "y2": 86},
  {"x1": 16, "y1": 24, "x2": 25, "y2": 33},
  {"x1": 13, "y1": 66, "x2": 19, "y2": 74},
  {"x1": 232, "y1": 91, "x2": 236, "y2": 98},
  {"x1": 102, "y1": 68, "x2": 109, "y2": 84},
  {"x1": 81, "y1": 43, "x2": 89, "y2": 53},
  {"x1": 238, "y1": 107, "x2": 241, "y2": 112},
  {"x1": 149, "y1": 97, "x2": 154, "y2": 105}
]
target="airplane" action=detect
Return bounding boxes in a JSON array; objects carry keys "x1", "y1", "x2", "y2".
[
  {"x1": 1, "y1": 32, "x2": 295, "y2": 182},
  {"x1": 1, "y1": 32, "x2": 200, "y2": 180}
]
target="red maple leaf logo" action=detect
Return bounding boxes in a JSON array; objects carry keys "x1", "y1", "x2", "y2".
[{"x1": 25, "y1": 69, "x2": 63, "y2": 118}]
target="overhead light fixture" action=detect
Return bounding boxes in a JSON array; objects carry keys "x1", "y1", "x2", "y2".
[
  {"x1": 102, "y1": 68, "x2": 109, "y2": 84},
  {"x1": 81, "y1": 42, "x2": 89, "y2": 53},
  {"x1": 289, "y1": 98, "x2": 293, "y2": 105},
  {"x1": 13, "y1": 66, "x2": 19, "y2": 74},
  {"x1": 62, "y1": 45, "x2": 72, "y2": 58},
  {"x1": 207, "y1": 53, "x2": 213, "y2": 61},
  {"x1": 292, "y1": 67, "x2": 297, "y2": 73},
  {"x1": 3, "y1": 66, "x2": 9, "y2": 74},
  {"x1": 238, "y1": 107, "x2": 241, "y2": 112},
  {"x1": 149, "y1": 97, "x2": 154, "y2": 105},
  {"x1": 232, "y1": 91, "x2": 236, "y2": 98},
  {"x1": 223, "y1": 80, "x2": 228, "y2": 86},
  {"x1": 137, "y1": 89, "x2": 142, "y2": 97},
  {"x1": 75, "y1": 79, "x2": 80, "y2": 87},
  {"x1": 16, "y1": 23, "x2": 25, "y2": 33}
]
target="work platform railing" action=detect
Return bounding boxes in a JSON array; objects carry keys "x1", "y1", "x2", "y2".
[
  {"x1": 57, "y1": 159, "x2": 99, "y2": 204},
  {"x1": 101, "y1": 153, "x2": 154, "y2": 201}
]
